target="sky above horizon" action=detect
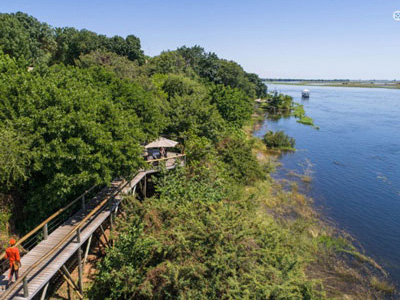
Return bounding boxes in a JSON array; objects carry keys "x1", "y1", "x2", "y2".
[{"x1": 1, "y1": 0, "x2": 400, "y2": 80}]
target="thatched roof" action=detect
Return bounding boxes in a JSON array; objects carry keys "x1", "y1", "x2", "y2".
[{"x1": 145, "y1": 137, "x2": 178, "y2": 149}]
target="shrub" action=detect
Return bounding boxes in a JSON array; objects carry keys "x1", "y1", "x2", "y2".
[
  {"x1": 263, "y1": 130, "x2": 295, "y2": 150},
  {"x1": 90, "y1": 168, "x2": 319, "y2": 300}
]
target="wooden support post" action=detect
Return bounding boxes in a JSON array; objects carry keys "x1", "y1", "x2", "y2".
[
  {"x1": 109, "y1": 213, "x2": 114, "y2": 247},
  {"x1": 94, "y1": 232, "x2": 108, "y2": 249},
  {"x1": 40, "y1": 282, "x2": 49, "y2": 300},
  {"x1": 76, "y1": 228, "x2": 81, "y2": 244},
  {"x1": 67, "y1": 282, "x2": 71, "y2": 300},
  {"x1": 82, "y1": 194, "x2": 86, "y2": 211},
  {"x1": 109, "y1": 196, "x2": 113, "y2": 212},
  {"x1": 99, "y1": 225, "x2": 110, "y2": 247},
  {"x1": 132, "y1": 185, "x2": 137, "y2": 196},
  {"x1": 77, "y1": 247, "x2": 83, "y2": 294},
  {"x1": 23, "y1": 276, "x2": 29, "y2": 297},
  {"x1": 61, "y1": 265, "x2": 81, "y2": 292},
  {"x1": 84, "y1": 234, "x2": 93, "y2": 264},
  {"x1": 43, "y1": 223, "x2": 48, "y2": 240},
  {"x1": 110, "y1": 213, "x2": 114, "y2": 231},
  {"x1": 59, "y1": 268, "x2": 83, "y2": 299}
]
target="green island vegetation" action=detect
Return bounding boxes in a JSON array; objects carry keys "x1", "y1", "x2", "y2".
[
  {"x1": 0, "y1": 12, "x2": 394, "y2": 299},
  {"x1": 265, "y1": 79, "x2": 400, "y2": 90},
  {"x1": 258, "y1": 92, "x2": 318, "y2": 129},
  {"x1": 263, "y1": 130, "x2": 296, "y2": 151}
]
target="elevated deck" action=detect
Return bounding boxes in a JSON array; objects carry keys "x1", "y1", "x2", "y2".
[{"x1": 0, "y1": 154, "x2": 185, "y2": 299}]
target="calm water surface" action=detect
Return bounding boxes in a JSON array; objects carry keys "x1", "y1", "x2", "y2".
[{"x1": 254, "y1": 84, "x2": 400, "y2": 284}]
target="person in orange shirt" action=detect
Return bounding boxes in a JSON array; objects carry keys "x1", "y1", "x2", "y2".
[{"x1": 5, "y1": 239, "x2": 20, "y2": 289}]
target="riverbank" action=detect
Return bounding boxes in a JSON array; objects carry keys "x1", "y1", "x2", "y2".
[
  {"x1": 248, "y1": 112, "x2": 395, "y2": 298},
  {"x1": 268, "y1": 81, "x2": 400, "y2": 90},
  {"x1": 87, "y1": 111, "x2": 395, "y2": 299}
]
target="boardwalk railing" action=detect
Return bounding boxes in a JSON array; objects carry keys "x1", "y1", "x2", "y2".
[
  {"x1": 0, "y1": 153, "x2": 185, "y2": 299},
  {"x1": 0, "y1": 185, "x2": 101, "y2": 274},
  {"x1": 146, "y1": 153, "x2": 186, "y2": 168},
  {"x1": 0, "y1": 180, "x2": 128, "y2": 299}
]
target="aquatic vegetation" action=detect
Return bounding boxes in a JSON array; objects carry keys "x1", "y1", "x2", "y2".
[
  {"x1": 263, "y1": 130, "x2": 296, "y2": 150},
  {"x1": 370, "y1": 276, "x2": 395, "y2": 294},
  {"x1": 297, "y1": 116, "x2": 315, "y2": 126}
]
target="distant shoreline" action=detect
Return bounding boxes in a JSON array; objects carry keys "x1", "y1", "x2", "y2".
[{"x1": 266, "y1": 81, "x2": 400, "y2": 90}]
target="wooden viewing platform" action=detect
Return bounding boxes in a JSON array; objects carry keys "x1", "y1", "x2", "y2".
[{"x1": 0, "y1": 154, "x2": 185, "y2": 299}]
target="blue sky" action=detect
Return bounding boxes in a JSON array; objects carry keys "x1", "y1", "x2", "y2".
[{"x1": 1, "y1": 0, "x2": 399, "y2": 79}]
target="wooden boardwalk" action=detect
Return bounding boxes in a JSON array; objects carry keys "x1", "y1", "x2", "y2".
[{"x1": 0, "y1": 155, "x2": 185, "y2": 299}]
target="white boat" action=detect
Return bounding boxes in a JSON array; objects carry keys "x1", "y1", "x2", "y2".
[{"x1": 302, "y1": 89, "x2": 310, "y2": 98}]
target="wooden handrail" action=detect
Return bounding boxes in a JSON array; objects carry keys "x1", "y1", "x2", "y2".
[
  {"x1": 0, "y1": 179, "x2": 128, "y2": 300},
  {"x1": 0, "y1": 185, "x2": 97, "y2": 261},
  {"x1": 146, "y1": 154, "x2": 185, "y2": 163},
  {"x1": 1, "y1": 156, "x2": 185, "y2": 298}
]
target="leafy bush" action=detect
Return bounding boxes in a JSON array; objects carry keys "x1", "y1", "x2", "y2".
[
  {"x1": 263, "y1": 91, "x2": 293, "y2": 112},
  {"x1": 90, "y1": 168, "x2": 319, "y2": 299},
  {"x1": 217, "y1": 136, "x2": 264, "y2": 184},
  {"x1": 263, "y1": 130, "x2": 296, "y2": 150}
]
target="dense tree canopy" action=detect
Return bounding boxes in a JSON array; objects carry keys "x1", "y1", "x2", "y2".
[
  {"x1": 0, "y1": 53, "x2": 153, "y2": 226},
  {"x1": 0, "y1": 12, "x2": 268, "y2": 229},
  {"x1": 0, "y1": 12, "x2": 55, "y2": 65},
  {"x1": 0, "y1": 12, "x2": 144, "y2": 66}
]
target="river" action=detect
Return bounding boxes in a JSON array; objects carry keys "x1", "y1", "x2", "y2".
[{"x1": 254, "y1": 84, "x2": 400, "y2": 285}]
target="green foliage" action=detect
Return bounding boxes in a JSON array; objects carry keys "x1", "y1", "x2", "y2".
[
  {"x1": 263, "y1": 91, "x2": 294, "y2": 112},
  {"x1": 0, "y1": 126, "x2": 31, "y2": 190},
  {"x1": 297, "y1": 116, "x2": 315, "y2": 126},
  {"x1": 246, "y1": 72, "x2": 267, "y2": 98},
  {"x1": 0, "y1": 12, "x2": 144, "y2": 66},
  {"x1": 0, "y1": 52, "x2": 151, "y2": 227},
  {"x1": 165, "y1": 93, "x2": 226, "y2": 142},
  {"x1": 176, "y1": 46, "x2": 266, "y2": 98},
  {"x1": 162, "y1": 74, "x2": 205, "y2": 100},
  {"x1": 217, "y1": 136, "x2": 264, "y2": 184},
  {"x1": 292, "y1": 103, "x2": 306, "y2": 119},
  {"x1": 292, "y1": 104, "x2": 316, "y2": 127},
  {"x1": 146, "y1": 51, "x2": 189, "y2": 75},
  {"x1": 210, "y1": 84, "x2": 252, "y2": 128},
  {"x1": 0, "y1": 12, "x2": 56, "y2": 65},
  {"x1": 217, "y1": 59, "x2": 257, "y2": 99},
  {"x1": 90, "y1": 168, "x2": 319, "y2": 299},
  {"x1": 53, "y1": 27, "x2": 144, "y2": 65},
  {"x1": 77, "y1": 50, "x2": 140, "y2": 79},
  {"x1": 263, "y1": 130, "x2": 296, "y2": 150}
]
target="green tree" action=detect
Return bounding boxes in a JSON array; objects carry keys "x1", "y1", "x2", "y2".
[
  {"x1": 0, "y1": 12, "x2": 56, "y2": 65},
  {"x1": 0, "y1": 126, "x2": 31, "y2": 191},
  {"x1": 0, "y1": 53, "x2": 149, "y2": 227},
  {"x1": 210, "y1": 84, "x2": 252, "y2": 127},
  {"x1": 77, "y1": 50, "x2": 141, "y2": 79}
]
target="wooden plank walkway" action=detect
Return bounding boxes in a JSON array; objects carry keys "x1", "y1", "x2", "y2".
[
  {"x1": 0, "y1": 155, "x2": 184, "y2": 299},
  {"x1": 0, "y1": 179, "x2": 126, "y2": 299}
]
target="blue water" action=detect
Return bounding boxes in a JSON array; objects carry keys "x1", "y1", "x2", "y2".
[{"x1": 254, "y1": 84, "x2": 400, "y2": 284}]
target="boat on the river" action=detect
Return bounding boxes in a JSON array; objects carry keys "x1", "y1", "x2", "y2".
[{"x1": 302, "y1": 89, "x2": 310, "y2": 98}]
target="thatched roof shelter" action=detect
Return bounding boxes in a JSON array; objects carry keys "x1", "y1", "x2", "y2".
[{"x1": 145, "y1": 137, "x2": 178, "y2": 149}]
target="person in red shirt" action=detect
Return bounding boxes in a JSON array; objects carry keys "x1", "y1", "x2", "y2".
[{"x1": 5, "y1": 239, "x2": 20, "y2": 289}]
